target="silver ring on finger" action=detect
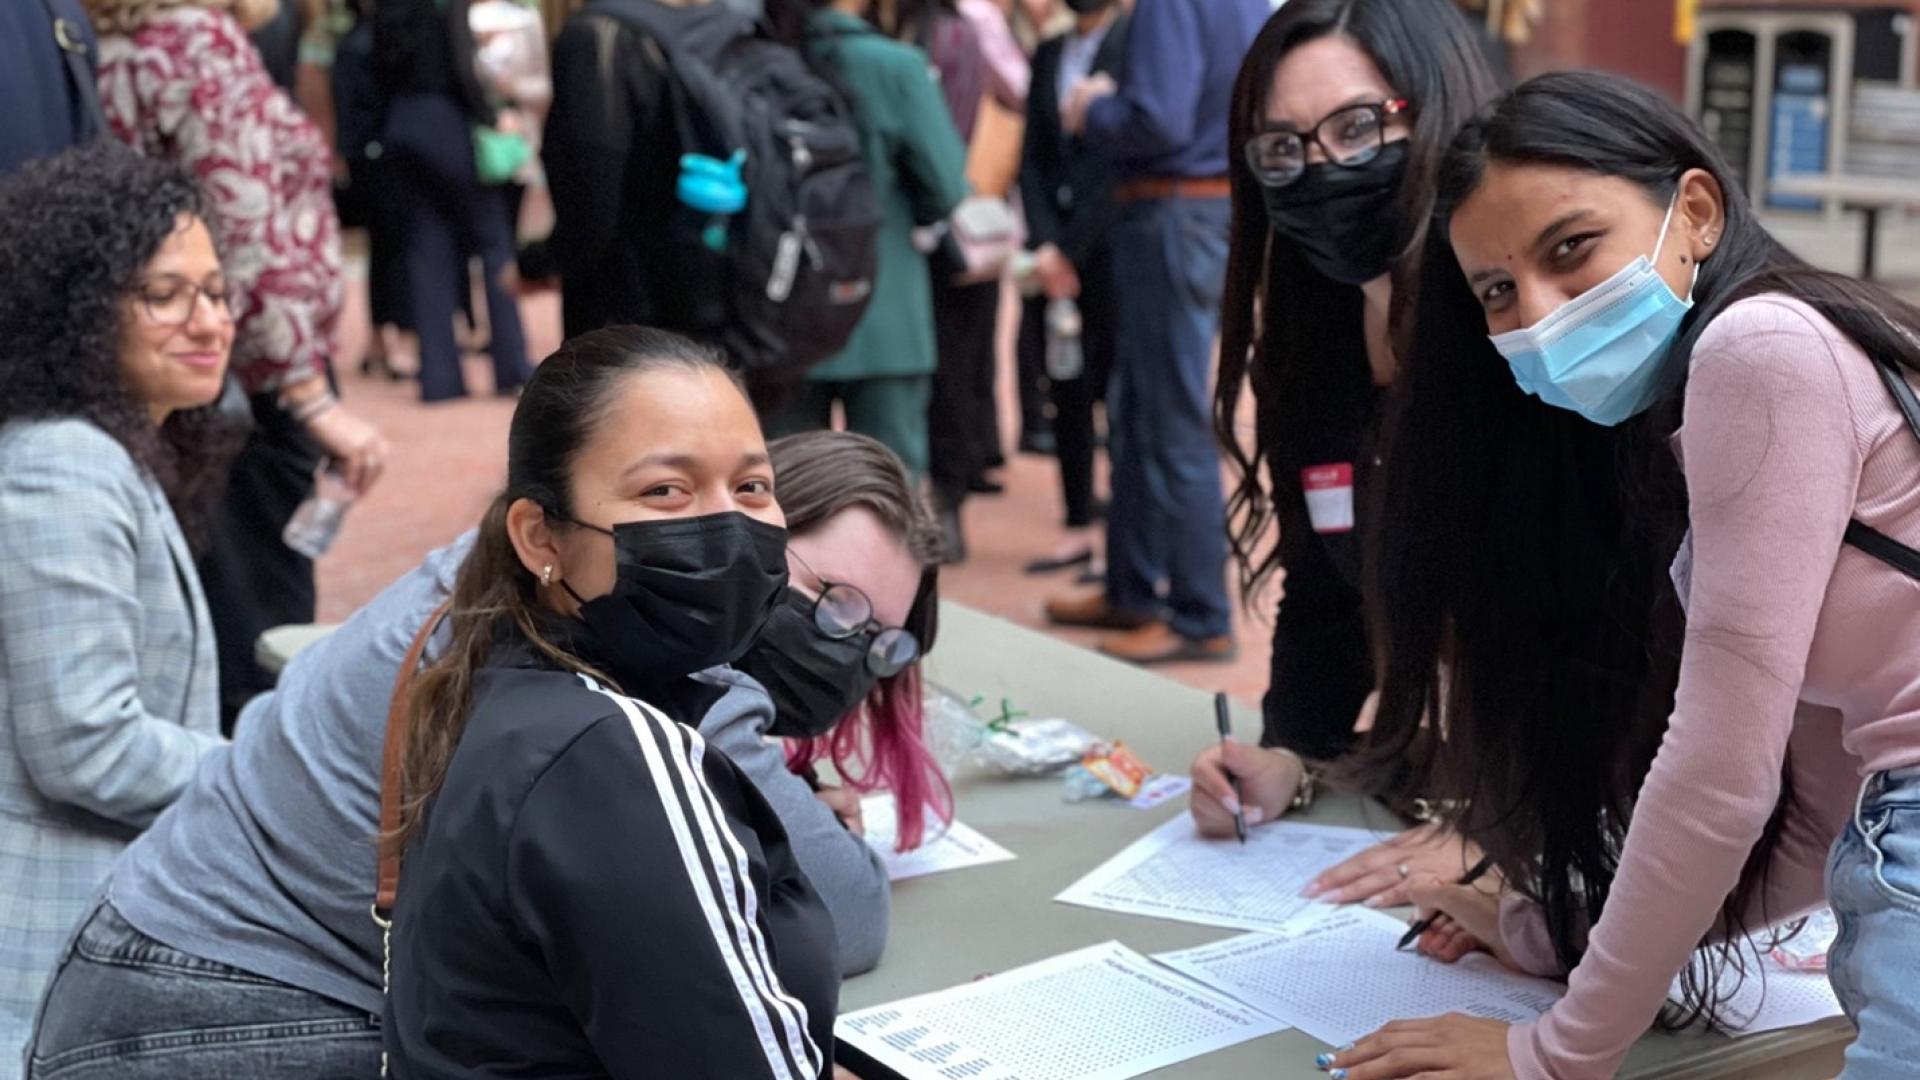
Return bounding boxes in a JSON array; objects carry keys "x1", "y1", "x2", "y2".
[{"x1": 1397, "y1": 863, "x2": 1410, "y2": 879}]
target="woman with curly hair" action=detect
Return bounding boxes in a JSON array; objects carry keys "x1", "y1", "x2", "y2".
[
  {"x1": 87, "y1": 0, "x2": 392, "y2": 731},
  {"x1": 0, "y1": 142, "x2": 232, "y2": 1071}
]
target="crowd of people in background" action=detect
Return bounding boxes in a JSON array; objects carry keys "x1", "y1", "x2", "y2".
[{"x1": 2, "y1": 0, "x2": 1918, "y2": 1077}]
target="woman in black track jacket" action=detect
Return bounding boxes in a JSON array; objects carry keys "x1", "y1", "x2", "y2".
[{"x1": 381, "y1": 326, "x2": 837, "y2": 1079}]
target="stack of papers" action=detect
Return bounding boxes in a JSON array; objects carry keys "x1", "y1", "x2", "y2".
[
  {"x1": 836, "y1": 941, "x2": 1285, "y2": 1080},
  {"x1": 1055, "y1": 817, "x2": 1385, "y2": 934},
  {"x1": 1156, "y1": 907, "x2": 1566, "y2": 1046}
]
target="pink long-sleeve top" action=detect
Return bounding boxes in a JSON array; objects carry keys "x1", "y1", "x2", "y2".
[{"x1": 1500, "y1": 295, "x2": 1920, "y2": 1079}]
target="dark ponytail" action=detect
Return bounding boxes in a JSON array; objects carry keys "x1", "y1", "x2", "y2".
[{"x1": 387, "y1": 327, "x2": 741, "y2": 859}]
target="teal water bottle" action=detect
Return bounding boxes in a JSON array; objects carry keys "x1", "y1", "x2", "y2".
[{"x1": 677, "y1": 150, "x2": 748, "y2": 252}]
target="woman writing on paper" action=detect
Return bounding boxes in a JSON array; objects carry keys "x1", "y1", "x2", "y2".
[
  {"x1": 1320, "y1": 73, "x2": 1920, "y2": 1080},
  {"x1": 1184, "y1": 0, "x2": 1505, "y2": 906}
]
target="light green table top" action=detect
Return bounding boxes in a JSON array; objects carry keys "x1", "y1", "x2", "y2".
[{"x1": 844, "y1": 602, "x2": 1850, "y2": 1079}]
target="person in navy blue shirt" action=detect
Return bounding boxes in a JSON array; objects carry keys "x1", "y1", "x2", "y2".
[
  {"x1": 1046, "y1": 0, "x2": 1270, "y2": 665},
  {"x1": 1, "y1": 0, "x2": 104, "y2": 175}
]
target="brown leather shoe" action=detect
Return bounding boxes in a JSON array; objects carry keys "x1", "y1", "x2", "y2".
[
  {"x1": 1097, "y1": 621, "x2": 1238, "y2": 665},
  {"x1": 1044, "y1": 591, "x2": 1153, "y2": 630}
]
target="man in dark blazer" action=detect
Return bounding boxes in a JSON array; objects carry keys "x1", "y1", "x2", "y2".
[
  {"x1": 1017, "y1": 0, "x2": 1128, "y2": 577},
  {"x1": 1, "y1": 0, "x2": 104, "y2": 174}
]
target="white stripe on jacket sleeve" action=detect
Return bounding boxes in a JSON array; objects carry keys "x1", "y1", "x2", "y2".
[{"x1": 578, "y1": 677, "x2": 816, "y2": 1080}]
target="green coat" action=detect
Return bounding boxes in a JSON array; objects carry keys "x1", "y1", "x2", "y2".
[{"x1": 806, "y1": 11, "x2": 970, "y2": 382}]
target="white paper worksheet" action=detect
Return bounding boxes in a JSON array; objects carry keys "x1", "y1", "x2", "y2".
[
  {"x1": 835, "y1": 941, "x2": 1287, "y2": 1080},
  {"x1": 1054, "y1": 816, "x2": 1385, "y2": 934},
  {"x1": 1668, "y1": 928, "x2": 1844, "y2": 1036},
  {"x1": 1155, "y1": 908, "x2": 1567, "y2": 1047},
  {"x1": 861, "y1": 794, "x2": 1016, "y2": 882}
]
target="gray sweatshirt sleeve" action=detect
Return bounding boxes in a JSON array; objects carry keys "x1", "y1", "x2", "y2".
[{"x1": 696, "y1": 674, "x2": 892, "y2": 976}]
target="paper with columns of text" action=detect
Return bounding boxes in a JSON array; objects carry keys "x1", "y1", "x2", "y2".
[
  {"x1": 1054, "y1": 815, "x2": 1386, "y2": 934},
  {"x1": 861, "y1": 793, "x2": 1015, "y2": 882},
  {"x1": 835, "y1": 941, "x2": 1287, "y2": 1080},
  {"x1": 1156, "y1": 908, "x2": 1567, "y2": 1047}
]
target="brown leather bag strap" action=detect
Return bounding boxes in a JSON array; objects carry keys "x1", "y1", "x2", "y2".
[{"x1": 375, "y1": 599, "x2": 453, "y2": 919}]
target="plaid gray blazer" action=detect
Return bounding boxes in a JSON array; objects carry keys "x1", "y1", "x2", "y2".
[{"x1": 0, "y1": 420, "x2": 222, "y2": 1062}]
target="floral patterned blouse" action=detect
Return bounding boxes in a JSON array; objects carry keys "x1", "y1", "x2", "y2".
[{"x1": 98, "y1": 6, "x2": 340, "y2": 395}]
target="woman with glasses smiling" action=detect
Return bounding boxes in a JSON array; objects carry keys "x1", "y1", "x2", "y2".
[
  {"x1": 1188, "y1": 0, "x2": 1505, "y2": 907},
  {"x1": 0, "y1": 143, "x2": 232, "y2": 1065}
]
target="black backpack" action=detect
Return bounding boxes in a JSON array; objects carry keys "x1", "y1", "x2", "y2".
[{"x1": 591, "y1": 0, "x2": 880, "y2": 377}]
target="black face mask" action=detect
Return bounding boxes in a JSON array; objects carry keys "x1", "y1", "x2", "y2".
[
  {"x1": 1064, "y1": 0, "x2": 1115, "y2": 12},
  {"x1": 560, "y1": 511, "x2": 790, "y2": 688},
  {"x1": 736, "y1": 589, "x2": 881, "y2": 739},
  {"x1": 1258, "y1": 140, "x2": 1410, "y2": 287}
]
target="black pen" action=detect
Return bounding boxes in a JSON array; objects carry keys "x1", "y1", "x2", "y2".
[
  {"x1": 1212, "y1": 692, "x2": 1248, "y2": 844},
  {"x1": 1396, "y1": 854, "x2": 1496, "y2": 951}
]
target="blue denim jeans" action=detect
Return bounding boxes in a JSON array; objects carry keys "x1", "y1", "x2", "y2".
[
  {"x1": 1103, "y1": 195, "x2": 1232, "y2": 640},
  {"x1": 1826, "y1": 764, "x2": 1920, "y2": 1078},
  {"x1": 26, "y1": 902, "x2": 380, "y2": 1079}
]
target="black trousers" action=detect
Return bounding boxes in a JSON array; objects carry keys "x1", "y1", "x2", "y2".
[
  {"x1": 382, "y1": 92, "x2": 531, "y2": 402},
  {"x1": 196, "y1": 394, "x2": 322, "y2": 733},
  {"x1": 1022, "y1": 246, "x2": 1116, "y2": 528},
  {"x1": 927, "y1": 278, "x2": 1003, "y2": 507},
  {"x1": 1014, "y1": 295, "x2": 1050, "y2": 446}
]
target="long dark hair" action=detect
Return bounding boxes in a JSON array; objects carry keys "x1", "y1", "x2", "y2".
[
  {"x1": 1357, "y1": 71, "x2": 1920, "y2": 1024},
  {"x1": 1216, "y1": 0, "x2": 1504, "y2": 600},
  {"x1": 770, "y1": 430, "x2": 952, "y2": 850},
  {"x1": 390, "y1": 327, "x2": 742, "y2": 857},
  {"x1": 0, "y1": 141, "x2": 240, "y2": 550}
]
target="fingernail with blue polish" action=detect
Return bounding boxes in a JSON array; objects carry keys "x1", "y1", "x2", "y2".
[
  {"x1": 1330, "y1": 1070, "x2": 1349, "y2": 1080},
  {"x1": 1315, "y1": 1053, "x2": 1334, "y2": 1069}
]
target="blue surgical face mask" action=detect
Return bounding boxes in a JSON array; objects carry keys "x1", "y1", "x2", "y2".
[{"x1": 1488, "y1": 193, "x2": 1699, "y2": 426}]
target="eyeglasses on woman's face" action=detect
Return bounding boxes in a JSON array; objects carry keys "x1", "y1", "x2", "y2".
[
  {"x1": 1244, "y1": 98, "x2": 1411, "y2": 188},
  {"x1": 789, "y1": 550, "x2": 922, "y2": 677},
  {"x1": 130, "y1": 274, "x2": 234, "y2": 327}
]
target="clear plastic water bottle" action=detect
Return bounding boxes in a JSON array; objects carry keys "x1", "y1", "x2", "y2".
[
  {"x1": 282, "y1": 466, "x2": 356, "y2": 559},
  {"x1": 1045, "y1": 296, "x2": 1084, "y2": 382}
]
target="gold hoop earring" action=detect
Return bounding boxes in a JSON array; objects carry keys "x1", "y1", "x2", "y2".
[{"x1": 541, "y1": 565, "x2": 553, "y2": 587}]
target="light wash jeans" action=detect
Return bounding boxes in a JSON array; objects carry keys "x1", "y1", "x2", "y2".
[
  {"x1": 1827, "y1": 763, "x2": 1920, "y2": 1077},
  {"x1": 26, "y1": 902, "x2": 380, "y2": 1079}
]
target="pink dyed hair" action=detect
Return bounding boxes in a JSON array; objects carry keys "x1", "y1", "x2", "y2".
[
  {"x1": 766, "y1": 431, "x2": 952, "y2": 852},
  {"x1": 784, "y1": 665, "x2": 953, "y2": 852}
]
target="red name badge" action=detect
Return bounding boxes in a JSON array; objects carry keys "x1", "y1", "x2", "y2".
[{"x1": 1301, "y1": 463, "x2": 1355, "y2": 534}]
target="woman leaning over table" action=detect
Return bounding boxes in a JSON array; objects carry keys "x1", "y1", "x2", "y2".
[
  {"x1": 87, "y1": 0, "x2": 390, "y2": 731},
  {"x1": 1325, "y1": 72, "x2": 1920, "y2": 1080},
  {"x1": 1185, "y1": 0, "x2": 1505, "y2": 909},
  {"x1": 0, "y1": 143, "x2": 230, "y2": 1071}
]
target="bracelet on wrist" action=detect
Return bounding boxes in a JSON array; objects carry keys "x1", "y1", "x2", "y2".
[
  {"x1": 1276, "y1": 748, "x2": 1318, "y2": 812},
  {"x1": 287, "y1": 391, "x2": 338, "y2": 425}
]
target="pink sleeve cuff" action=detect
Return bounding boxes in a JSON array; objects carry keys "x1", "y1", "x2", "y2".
[
  {"x1": 1498, "y1": 895, "x2": 1569, "y2": 978},
  {"x1": 1507, "y1": 1021, "x2": 1551, "y2": 1080}
]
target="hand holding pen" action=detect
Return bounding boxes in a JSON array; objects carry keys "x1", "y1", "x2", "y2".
[{"x1": 1212, "y1": 693, "x2": 1248, "y2": 843}]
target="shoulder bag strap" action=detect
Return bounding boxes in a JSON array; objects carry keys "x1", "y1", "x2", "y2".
[
  {"x1": 39, "y1": 0, "x2": 108, "y2": 137},
  {"x1": 1843, "y1": 352, "x2": 1920, "y2": 580},
  {"x1": 374, "y1": 598, "x2": 453, "y2": 921}
]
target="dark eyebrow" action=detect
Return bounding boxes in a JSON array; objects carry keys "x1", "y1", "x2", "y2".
[
  {"x1": 1263, "y1": 93, "x2": 1386, "y2": 134},
  {"x1": 1531, "y1": 209, "x2": 1597, "y2": 257}
]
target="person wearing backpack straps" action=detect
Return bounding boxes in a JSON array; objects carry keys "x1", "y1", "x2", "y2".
[
  {"x1": 545, "y1": 0, "x2": 729, "y2": 343},
  {"x1": 759, "y1": 0, "x2": 972, "y2": 481}
]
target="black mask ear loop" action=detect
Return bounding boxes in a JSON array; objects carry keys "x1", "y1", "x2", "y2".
[{"x1": 544, "y1": 509, "x2": 610, "y2": 608}]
